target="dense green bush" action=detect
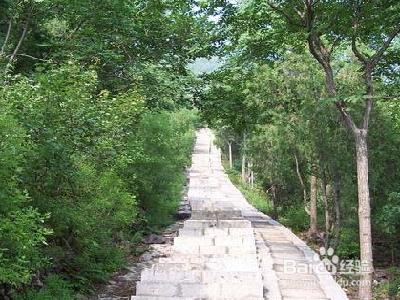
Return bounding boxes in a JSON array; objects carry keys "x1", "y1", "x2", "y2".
[
  {"x1": 280, "y1": 204, "x2": 310, "y2": 232},
  {"x1": 14, "y1": 275, "x2": 74, "y2": 300},
  {"x1": 0, "y1": 64, "x2": 198, "y2": 296},
  {"x1": 335, "y1": 227, "x2": 360, "y2": 259},
  {"x1": 0, "y1": 113, "x2": 51, "y2": 289},
  {"x1": 134, "y1": 109, "x2": 198, "y2": 227}
]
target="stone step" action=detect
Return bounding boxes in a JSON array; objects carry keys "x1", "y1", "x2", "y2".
[
  {"x1": 136, "y1": 282, "x2": 178, "y2": 297},
  {"x1": 190, "y1": 210, "x2": 243, "y2": 220},
  {"x1": 174, "y1": 236, "x2": 215, "y2": 247},
  {"x1": 280, "y1": 288, "x2": 327, "y2": 298},
  {"x1": 132, "y1": 297, "x2": 264, "y2": 300},
  {"x1": 136, "y1": 282, "x2": 263, "y2": 298},
  {"x1": 180, "y1": 282, "x2": 263, "y2": 298},
  {"x1": 132, "y1": 297, "x2": 195, "y2": 300},
  {"x1": 175, "y1": 234, "x2": 254, "y2": 244},
  {"x1": 277, "y1": 273, "x2": 319, "y2": 281},
  {"x1": 272, "y1": 249, "x2": 305, "y2": 257},
  {"x1": 141, "y1": 269, "x2": 262, "y2": 284},
  {"x1": 279, "y1": 278, "x2": 322, "y2": 289},
  {"x1": 178, "y1": 227, "x2": 253, "y2": 238},
  {"x1": 184, "y1": 219, "x2": 251, "y2": 229},
  {"x1": 282, "y1": 298, "x2": 329, "y2": 300}
]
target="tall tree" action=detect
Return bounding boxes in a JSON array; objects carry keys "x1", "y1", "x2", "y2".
[{"x1": 246, "y1": 1, "x2": 400, "y2": 298}]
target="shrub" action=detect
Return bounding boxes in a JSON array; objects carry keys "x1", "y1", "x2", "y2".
[
  {"x1": 280, "y1": 204, "x2": 310, "y2": 232},
  {"x1": 0, "y1": 113, "x2": 50, "y2": 288},
  {"x1": 0, "y1": 64, "x2": 198, "y2": 296},
  {"x1": 14, "y1": 275, "x2": 74, "y2": 300},
  {"x1": 133, "y1": 109, "x2": 198, "y2": 227},
  {"x1": 388, "y1": 267, "x2": 400, "y2": 298},
  {"x1": 336, "y1": 227, "x2": 360, "y2": 259}
]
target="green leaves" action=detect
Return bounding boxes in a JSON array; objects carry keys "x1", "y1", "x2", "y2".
[{"x1": 0, "y1": 208, "x2": 51, "y2": 287}]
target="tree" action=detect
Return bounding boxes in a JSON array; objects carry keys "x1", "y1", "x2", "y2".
[{"x1": 254, "y1": 2, "x2": 400, "y2": 298}]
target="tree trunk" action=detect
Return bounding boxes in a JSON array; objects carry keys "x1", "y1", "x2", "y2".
[
  {"x1": 307, "y1": 32, "x2": 374, "y2": 299},
  {"x1": 333, "y1": 172, "x2": 341, "y2": 232},
  {"x1": 309, "y1": 168, "x2": 318, "y2": 235},
  {"x1": 228, "y1": 141, "x2": 233, "y2": 169},
  {"x1": 241, "y1": 152, "x2": 246, "y2": 182},
  {"x1": 241, "y1": 132, "x2": 246, "y2": 183},
  {"x1": 0, "y1": 20, "x2": 12, "y2": 56},
  {"x1": 248, "y1": 159, "x2": 254, "y2": 187},
  {"x1": 270, "y1": 184, "x2": 279, "y2": 220},
  {"x1": 321, "y1": 181, "x2": 332, "y2": 234},
  {"x1": 294, "y1": 153, "x2": 309, "y2": 214},
  {"x1": 6, "y1": 11, "x2": 31, "y2": 73},
  {"x1": 355, "y1": 130, "x2": 374, "y2": 300}
]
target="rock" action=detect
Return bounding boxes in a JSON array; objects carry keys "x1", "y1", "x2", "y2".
[
  {"x1": 139, "y1": 252, "x2": 156, "y2": 262},
  {"x1": 176, "y1": 210, "x2": 191, "y2": 220},
  {"x1": 143, "y1": 234, "x2": 165, "y2": 244}
]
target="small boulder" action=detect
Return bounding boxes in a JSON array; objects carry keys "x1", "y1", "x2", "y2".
[{"x1": 143, "y1": 234, "x2": 166, "y2": 244}]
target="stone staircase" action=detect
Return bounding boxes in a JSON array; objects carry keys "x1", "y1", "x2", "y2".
[{"x1": 132, "y1": 128, "x2": 348, "y2": 300}]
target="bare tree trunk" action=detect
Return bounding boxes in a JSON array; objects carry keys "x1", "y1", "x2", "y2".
[
  {"x1": 228, "y1": 141, "x2": 233, "y2": 169},
  {"x1": 241, "y1": 152, "x2": 246, "y2": 182},
  {"x1": 294, "y1": 153, "x2": 309, "y2": 214},
  {"x1": 241, "y1": 132, "x2": 246, "y2": 183},
  {"x1": 355, "y1": 130, "x2": 374, "y2": 300},
  {"x1": 333, "y1": 172, "x2": 341, "y2": 231},
  {"x1": 248, "y1": 159, "x2": 254, "y2": 187},
  {"x1": 321, "y1": 180, "x2": 331, "y2": 233},
  {"x1": 326, "y1": 184, "x2": 332, "y2": 232},
  {"x1": 5, "y1": 10, "x2": 31, "y2": 74},
  {"x1": 270, "y1": 184, "x2": 279, "y2": 220},
  {"x1": 309, "y1": 168, "x2": 318, "y2": 235},
  {"x1": 1, "y1": 20, "x2": 12, "y2": 56}
]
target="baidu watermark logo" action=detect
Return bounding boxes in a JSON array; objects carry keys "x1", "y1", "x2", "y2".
[
  {"x1": 283, "y1": 247, "x2": 377, "y2": 288},
  {"x1": 283, "y1": 247, "x2": 368, "y2": 276}
]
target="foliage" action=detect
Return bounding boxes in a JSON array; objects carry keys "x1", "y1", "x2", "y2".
[
  {"x1": 335, "y1": 228, "x2": 360, "y2": 259},
  {"x1": 376, "y1": 192, "x2": 400, "y2": 236},
  {"x1": 225, "y1": 167, "x2": 272, "y2": 215},
  {"x1": 280, "y1": 204, "x2": 310, "y2": 233},
  {"x1": 14, "y1": 275, "x2": 74, "y2": 300},
  {"x1": 134, "y1": 109, "x2": 198, "y2": 227},
  {"x1": 0, "y1": 61, "x2": 198, "y2": 296},
  {"x1": 1, "y1": 0, "x2": 204, "y2": 297},
  {"x1": 0, "y1": 113, "x2": 51, "y2": 288},
  {"x1": 388, "y1": 268, "x2": 400, "y2": 298}
]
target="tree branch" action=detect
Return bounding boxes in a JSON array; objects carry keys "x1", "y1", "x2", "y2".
[
  {"x1": 5, "y1": 8, "x2": 32, "y2": 73},
  {"x1": 335, "y1": 101, "x2": 358, "y2": 133},
  {"x1": 351, "y1": 36, "x2": 368, "y2": 65},
  {"x1": 17, "y1": 53, "x2": 50, "y2": 62},
  {"x1": 328, "y1": 36, "x2": 341, "y2": 56},
  {"x1": 1, "y1": 20, "x2": 12, "y2": 56},
  {"x1": 294, "y1": 152, "x2": 309, "y2": 210},
  {"x1": 362, "y1": 98, "x2": 372, "y2": 130},
  {"x1": 370, "y1": 24, "x2": 400, "y2": 67},
  {"x1": 267, "y1": 1, "x2": 304, "y2": 27}
]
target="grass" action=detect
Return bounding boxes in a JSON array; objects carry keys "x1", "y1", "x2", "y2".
[{"x1": 222, "y1": 161, "x2": 273, "y2": 215}]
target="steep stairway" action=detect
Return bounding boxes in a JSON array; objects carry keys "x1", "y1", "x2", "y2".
[{"x1": 132, "y1": 129, "x2": 348, "y2": 300}]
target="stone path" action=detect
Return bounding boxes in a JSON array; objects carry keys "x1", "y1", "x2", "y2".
[{"x1": 132, "y1": 129, "x2": 348, "y2": 300}]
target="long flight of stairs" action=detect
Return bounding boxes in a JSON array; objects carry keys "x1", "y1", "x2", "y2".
[{"x1": 132, "y1": 129, "x2": 348, "y2": 300}]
